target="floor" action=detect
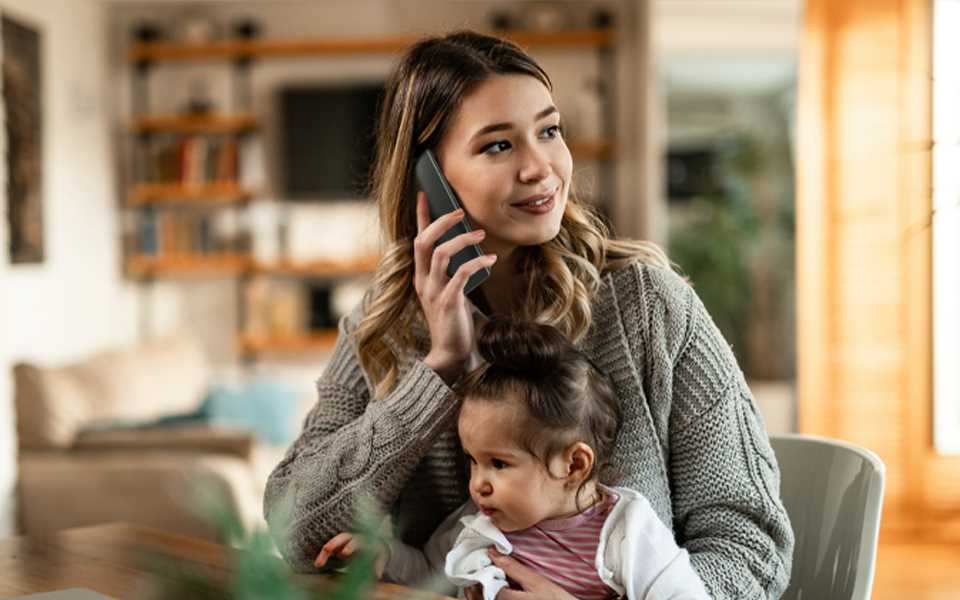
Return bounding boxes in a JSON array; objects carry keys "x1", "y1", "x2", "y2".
[{"x1": 872, "y1": 539, "x2": 960, "y2": 599}]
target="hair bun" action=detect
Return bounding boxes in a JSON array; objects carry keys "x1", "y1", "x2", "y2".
[{"x1": 476, "y1": 319, "x2": 571, "y2": 377}]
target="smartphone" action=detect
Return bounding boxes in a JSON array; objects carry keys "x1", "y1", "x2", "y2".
[{"x1": 415, "y1": 149, "x2": 491, "y2": 295}]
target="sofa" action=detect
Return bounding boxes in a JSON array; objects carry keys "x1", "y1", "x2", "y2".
[{"x1": 12, "y1": 335, "x2": 293, "y2": 541}]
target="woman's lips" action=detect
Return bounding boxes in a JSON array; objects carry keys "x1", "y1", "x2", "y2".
[{"x1": 511, "y1": 191, "x2": 556, "y2": 215}]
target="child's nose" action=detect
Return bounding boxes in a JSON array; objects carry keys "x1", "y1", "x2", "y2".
[{"x1": 470, "y1": 475, "x2": 492, "y2": 497}]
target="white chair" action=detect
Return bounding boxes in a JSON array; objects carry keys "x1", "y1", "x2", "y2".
[{"x1": 769, "y1": 434, "x2": 885, "y2": 600}]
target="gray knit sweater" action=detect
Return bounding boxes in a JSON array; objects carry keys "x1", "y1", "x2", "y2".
[{"x1": 263, "y1": 261, "x2": 794, "y2": 598}]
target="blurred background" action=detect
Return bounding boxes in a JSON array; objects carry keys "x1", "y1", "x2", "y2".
[{"x1": 0, "y1": 0, "x2": 956, "y2": 596}]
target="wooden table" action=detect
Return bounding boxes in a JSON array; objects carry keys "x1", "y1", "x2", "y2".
[{"x1": 0, "y1": 522, "x2": 437, "y2": 599}]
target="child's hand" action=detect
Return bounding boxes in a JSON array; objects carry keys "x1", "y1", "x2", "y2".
[
  {"x1": 315, "y1": 532, "x2": 387, "y2": 578},
  {"x1": 315, "y1": 532, "x2": 358, "y2": 568}
]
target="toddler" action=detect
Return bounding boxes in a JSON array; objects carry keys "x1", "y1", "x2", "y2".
[{"x1": 317, "y1": 319, "x2": 709, "y2": 600}]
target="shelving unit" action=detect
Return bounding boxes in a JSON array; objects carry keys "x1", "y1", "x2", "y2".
[
  {"x1": 127, "y1": 30, "x2": 616, "y2": 62},
  {"x1": 123, "y1": 28, "x2": 619, "y2": 361}
]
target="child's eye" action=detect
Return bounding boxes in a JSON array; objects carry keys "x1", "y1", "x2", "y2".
[
  {"x1": 464, "y1": 452, "x2": 477, "y2": 465},
  {"x1": 481, "y1": 140, "x2": 511, "y2": 156},
  {"x1": 491, "y1": 459, "x2": 508, "y2": 470}
]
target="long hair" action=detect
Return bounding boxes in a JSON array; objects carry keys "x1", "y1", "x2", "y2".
[
  {"x1": 355, "y1": 30, "x2": 669, "y2": 398},
  {"x1": 458, "y1": 319, "x2": 621, "y2": 504}
]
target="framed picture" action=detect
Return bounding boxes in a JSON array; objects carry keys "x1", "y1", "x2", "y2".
[{"x1": 2, "y1": 12, "x2": 43, "y2": 264}]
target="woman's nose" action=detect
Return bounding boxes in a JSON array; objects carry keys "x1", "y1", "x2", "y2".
[{"x1": 517, "y1": 144, "x2": 550, "y2": 184}]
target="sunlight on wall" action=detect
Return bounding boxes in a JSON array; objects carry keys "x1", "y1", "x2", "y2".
[{"x1": 933, "y1": 0, "x2": 960, "y2": 454}]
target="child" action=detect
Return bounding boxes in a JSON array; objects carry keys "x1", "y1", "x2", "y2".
[{"x1": 316, "y1": 319, "x2": 710, "y2": 600}]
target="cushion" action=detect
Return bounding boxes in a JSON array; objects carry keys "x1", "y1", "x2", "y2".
[
  {"x1": 14, "y1": 335, "x2": 209, "y2": 448},
  {"x1": 201, "y1": 377, "x2": 299, "y2": 446}
]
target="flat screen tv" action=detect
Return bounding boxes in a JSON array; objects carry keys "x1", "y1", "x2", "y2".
[{"x1": 277, "y1": 82, "x2": 385, "y2": 200}]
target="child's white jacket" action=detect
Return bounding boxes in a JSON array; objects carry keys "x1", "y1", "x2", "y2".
[{"x1": 384, "y1": 485, "x2": 711, "y2": 600}]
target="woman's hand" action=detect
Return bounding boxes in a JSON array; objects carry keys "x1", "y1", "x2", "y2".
[
  {"x1": 414, "y1": 190, "x2": 497, "y2": 383},
  {"x1": 314, "y1": 532, "x2": 386, "y2": 578},
  {"x1": 486, "y1": 549, "x2": 578, "y2": 600}
]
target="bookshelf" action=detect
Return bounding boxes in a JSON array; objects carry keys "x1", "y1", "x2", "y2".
[
  {"x1": 124, "y1": 28, "x2": 619, "y2": 360},
  {"x1": 127, "y1": 30, "x2": 616, "y2": 62},
  {"x1": 130, "y1": 113, "x2": 259, "y2": 134}
]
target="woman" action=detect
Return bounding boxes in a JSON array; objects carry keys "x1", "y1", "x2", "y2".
[{"x1": 264, "y1": 30, "x2": 793, "y2": 599}]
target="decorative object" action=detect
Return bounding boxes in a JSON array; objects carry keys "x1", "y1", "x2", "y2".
[
  {"x1": 175, "y1": 10, "x2": 221, "y2": 44},
  {"x1": 488, "y1": 10, "x2": 514, "y2": 31},
  {"x1": 185, "y1": 77, "x2": 214, "y2": 114},
  {"x1": 590, "y1": 7, "x2": 615, "y2": 29},
  {"x1": 232, "y1": 18, "x2": 262, "y2": 40},
  {"x1": 3, "y1": 13, "x2": 44, "y2": 264},
  {"x1": 133, "y1": 22, "x2": 163, "y2": 43},
  {"x1": 520, "y1": 3, "x2": 573, "y2": 32}
]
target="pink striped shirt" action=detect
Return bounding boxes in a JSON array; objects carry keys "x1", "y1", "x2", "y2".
[{"x1": 504, "y1": 491, "x2": 621, "y2": 600}]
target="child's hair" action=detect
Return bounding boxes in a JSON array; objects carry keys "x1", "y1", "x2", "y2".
[{"x1": 456, "y1": 319, "x2": 621, "y2": 498}]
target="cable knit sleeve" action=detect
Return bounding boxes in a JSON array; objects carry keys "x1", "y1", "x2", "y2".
[
  {"x1": 666, "y1": 273, "x2": 794, "y2": 598},
  {"x1": 262, "y1": 304, "x2": 461, "y2": 573}
]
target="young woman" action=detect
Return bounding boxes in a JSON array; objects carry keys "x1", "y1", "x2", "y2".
[{"x1": 264, "y1": 30, "x2": 793, "y2": 599}]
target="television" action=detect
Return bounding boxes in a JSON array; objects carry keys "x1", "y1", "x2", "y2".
[{"x1": 277, "y1": 82, "x2": 385, "y2": 200}]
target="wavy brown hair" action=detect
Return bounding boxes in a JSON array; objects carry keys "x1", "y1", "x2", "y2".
[{"x1": 355, "y1": 30, "x2": 669, "y2": 399}]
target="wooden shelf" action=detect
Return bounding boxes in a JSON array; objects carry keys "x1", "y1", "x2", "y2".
[
  {"x1": 129, "y1": 30, "x2": 616, "y2": 62},
  {"x1": 251, "y1": 255, "x2": 380, "y2": 277},
  {"x1": 568, "y1": 140, "x2": 619, "y2": 161},
  {"x1": 131, "y1": 113, "x2": 259, "y2": 134},
  {"x1": 127, "y1": 253, "x2": 253, "y2": 276},
  {"x1": 238, "y1": 330, "x2": 339, "y2": 354},
  {"x1": 128, "y1": 182, "x2": 256, "y2": 205}
]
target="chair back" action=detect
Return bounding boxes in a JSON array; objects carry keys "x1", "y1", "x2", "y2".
[{"x1": 770, "y1": 434, "x2": 885, "y2": 600}]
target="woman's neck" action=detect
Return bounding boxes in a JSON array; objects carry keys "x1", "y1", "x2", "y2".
[{"x1": 479, "y1": 247, "x2": 525, "y2": 317}]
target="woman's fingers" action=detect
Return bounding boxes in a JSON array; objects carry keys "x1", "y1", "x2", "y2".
[
  {"x1": 431, "y1": 229, "x2": 486, "y2": 279},
  {"x1": 315, "y1": 532, "x2": 355, "y2": 567},
  {"x1": 488, "y1": 550, "x2": 557, "y2": 594},
  {"x1": 416, "y1": 191, "x2": 430, "y2": 232},
  {"x1": 413, "y1": 192, "x2": 433, "y2": 293},
  {"x1": 341, "y1": 536, "x2": 358, "y2": 557},
  {"x1": 417, "y1": 204, "x2": 465, "y2": 251},
  {"x1": 446, "y1": 253, "x2": 497, "y2": 300},
  {"x1": 414, "y1": 206, "x2": 464, "y2": 291}
]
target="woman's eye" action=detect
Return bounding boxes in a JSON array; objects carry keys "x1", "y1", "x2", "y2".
[
  {"x1": 541, "y1": 124, "x2": 563, "y2": 139},
  {"x1": 481, "y1": 140, "x2": 511, "y2": 155},
  {"x1": 491, "y1": 459, "x2": 507, "y2": 469}
]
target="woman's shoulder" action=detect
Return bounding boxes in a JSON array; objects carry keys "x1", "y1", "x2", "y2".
[
  {"x1": 601, "y1": 255, "x2": 693, "y2": 313},
  {"x1": 595, "y1": 255, "x2": 699, "y2": 363}
]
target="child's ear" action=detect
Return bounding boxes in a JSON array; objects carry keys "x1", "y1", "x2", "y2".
[{"x1": 563, "y1": 442, "x2": 595, "y2": 483}]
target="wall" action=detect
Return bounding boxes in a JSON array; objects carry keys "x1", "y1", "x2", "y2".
[
  {"x1": 797, "y1": 0, "x2": 960, "y2": 541},
  {"x1": 0, "y1": 0, "x2": 140, "y2": 537}
]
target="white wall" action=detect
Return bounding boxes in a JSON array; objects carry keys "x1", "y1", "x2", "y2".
[{"x1": 0, "y1": 0, "x2": 140, "y2": 538}]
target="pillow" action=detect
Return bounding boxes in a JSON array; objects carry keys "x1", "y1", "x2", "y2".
[
  {"x1": 201, "y1": 377, "x2": 299, "y2": 446},
  {"x1": 13, "y1": 335, "x2": 209, "y2": 449}
]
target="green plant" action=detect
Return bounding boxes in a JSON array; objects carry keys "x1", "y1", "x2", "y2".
[
  {"x1": 669, "y1": 133, "x2": 762, "y2": 359},
  {"x1": 139, "y1": 489, "x2": 388, "y2": 600}
]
